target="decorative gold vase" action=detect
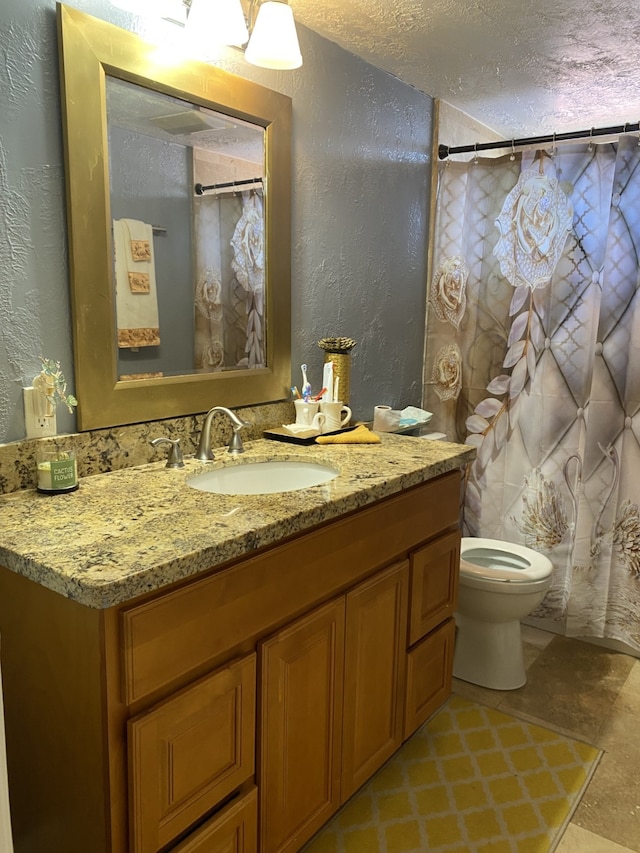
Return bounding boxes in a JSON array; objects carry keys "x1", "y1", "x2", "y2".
[{"x1": 318, "y1": 337, "x2": 356, "y2": 405}]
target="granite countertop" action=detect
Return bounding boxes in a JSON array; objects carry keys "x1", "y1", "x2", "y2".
[{"x1": 0, "y1": 434, "x2": 474, "y2": 609}]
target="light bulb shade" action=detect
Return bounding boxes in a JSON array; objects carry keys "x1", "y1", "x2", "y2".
[
  {"x1": 186, "y1": 0, "x2": 249, "y2": 47},
  {"x1": 244, "y1": 1, "x2": 302, "y2": 69}
]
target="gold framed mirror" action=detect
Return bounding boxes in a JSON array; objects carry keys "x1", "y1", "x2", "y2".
[{"x1": 57, "y1": 3, "x2": 292, "y2": 430}]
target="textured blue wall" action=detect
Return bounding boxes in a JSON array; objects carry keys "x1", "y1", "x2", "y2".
[{"x1": 0, "y1": 0, "x2": 433, "y2": 441}]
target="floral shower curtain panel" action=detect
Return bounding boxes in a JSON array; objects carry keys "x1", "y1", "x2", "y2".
[
  {"x1": 423, "y1": 136, "x2": 640, "y2": 654},
  {"x1": 194, "y1": 190, "x2": 265, "y2": 370},
  {"x1": 230, "y1": 191, "x2": 265, "y2": 368}
]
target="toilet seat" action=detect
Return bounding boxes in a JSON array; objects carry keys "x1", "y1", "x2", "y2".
[{"x1": 460, "y1": 537, "x2": 552, "y2": 582}]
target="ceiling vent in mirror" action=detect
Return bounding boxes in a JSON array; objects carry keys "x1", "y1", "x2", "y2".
[{"x1": 150, "y1": 110, "x2": 236, "y2": 135}]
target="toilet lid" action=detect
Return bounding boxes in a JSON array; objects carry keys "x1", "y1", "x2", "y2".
[{"x1": 460, "y1": 538, "x2": 553, "y2": 582}]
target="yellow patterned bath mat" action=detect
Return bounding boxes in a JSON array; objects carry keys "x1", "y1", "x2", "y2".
[{"x1": 303, "y1": 695, "x2": 601, "y2": 853}]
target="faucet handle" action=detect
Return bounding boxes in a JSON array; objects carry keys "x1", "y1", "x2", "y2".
[
  {"x1": 150, "y1": 437, "x2": 185, "y2": 468},
  {"x1": 228, "y1": 418, "x2": 251, "y2": 454}
]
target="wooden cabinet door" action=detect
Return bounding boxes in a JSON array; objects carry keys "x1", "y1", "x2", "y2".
[
  {"x1": 171, "y1": 787, "x2": 257, "y2": 853},
  {"x1": 341, "y1": 560, "x2": 408, "y2": 800},
  {"x1": 408, "y1": 530, "x2": 460, "y2": 645},
  {"x1": 259, "y1": 598, "x2": 345, "y2": 853},
  {"x1": 404, "y1": 618, "x2": 455, "y2": 739},
  {"x1": 129, "y1": 654, "x2": 256, "y2": 853}
]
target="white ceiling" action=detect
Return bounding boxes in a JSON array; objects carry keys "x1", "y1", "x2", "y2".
[{"x1": 290, "y1": 0, "x2": 640, "y2": 140}]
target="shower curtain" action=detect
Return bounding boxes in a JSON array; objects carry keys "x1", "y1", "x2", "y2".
[
  {"x1": 423, "y1": 135, "x2": 640, "y2": 655},
  {"x1": 194, "y1": 189, "x2": 265, "y2": 370}
]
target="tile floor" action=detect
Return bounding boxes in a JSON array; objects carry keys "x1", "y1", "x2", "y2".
[{"x1": 452, "y1": 626, "x2": 640, "y2": 852}]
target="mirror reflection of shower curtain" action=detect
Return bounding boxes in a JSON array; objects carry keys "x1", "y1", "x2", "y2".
[
  {"x1": 423, "y1": 137, "x2": 640, "y2": 655},
  {"x1": 231, "y1": 191, "x2": 265, "y2": 368},
  {"x1": 194, "y1": 189, "x2": 264, "y2": 370}
]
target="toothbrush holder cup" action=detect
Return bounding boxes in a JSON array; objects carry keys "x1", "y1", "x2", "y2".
[
  {"x1": 319, "y1": 401, "x2": 352, "y2": 433},
  {"x1": 294, "y1": 400, "x2": 326, "y2": 432}
]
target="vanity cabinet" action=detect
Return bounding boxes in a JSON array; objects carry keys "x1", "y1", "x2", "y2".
[
  {"x1": 405, "y1": 618, "x2": 456, "y2": 738},
  {"x1": 171, "y1": 788, "x2": 258, "y2": 853},
  {"x1": 0, "y1": 470, "x2": 461, "y2": 853},
  {"x1": 260, "y1": 597, "x2": 346, "y2": 853},
  {"x1": 404, "y1": 530, "x2": 460, "y2": 738},
  {"x1": 129, "y1": 654, "x2": 256, "y2": 853},
  {"x1": 341, "y1": 561, "x2": 408, "y2": 798},
  {"x1": 260, "y1": 561, "x2": 408, "y2": 853}
]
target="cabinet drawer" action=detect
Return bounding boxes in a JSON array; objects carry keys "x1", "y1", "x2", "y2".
[
  {"x1": 121, "y1": 472, "x2": 461, "y2": 705},
  {"x1": 171, "y1": 787, "x2": 257, "y2": 853},
  {"x1": 404, "y1": 618, "x2": 455, "y2": 739},
  {"x1": 408, "y1": 530, "x2": 460, "y2": 646},
  {"x1": 129, "y1": 654, "x2": 256, "y2": 853}
]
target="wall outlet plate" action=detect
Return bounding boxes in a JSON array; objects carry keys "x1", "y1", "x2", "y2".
[{"x1": 23, "y1": 387, "x2": 57, "y2": 439}]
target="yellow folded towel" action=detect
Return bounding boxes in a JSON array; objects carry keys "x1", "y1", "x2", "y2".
[{"x1": 316, "y1": 424, "x2": 381, "y2": 445}]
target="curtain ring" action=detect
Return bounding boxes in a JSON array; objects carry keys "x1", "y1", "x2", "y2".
[
  {"x1": 473, "y1": 142, "x2": 479, "y2": 165},
  {"x1": 551, "y1": 131, "x2": 557, "y2": 156},
  {"x1": 510, "y1": 138, "x2": 516, "y2": 161},
  {"x1": 588, "y1": 127, "x2": 594, "y2": 152}
]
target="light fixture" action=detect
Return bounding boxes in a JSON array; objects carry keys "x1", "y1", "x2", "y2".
[
  {"x1": 185, "y1": 0, "x2": 249, "y2": 48},
  {"x1": 111, "y1": 0, "x2": 302, "y2": 68},
  {"x1": 184, "y1": 0, "x2": 302, "y2": 68},
  {"x1": 244, "y1": 1, "x2": 302, "y2": 70}
]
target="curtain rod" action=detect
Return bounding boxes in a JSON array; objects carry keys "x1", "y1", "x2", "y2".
[
  {"x1": 194, "y1": 177, "x2": 263, "y2": 195},
  {"x1": 438, "y1": 121, "x2": 640, "y2": 160}
]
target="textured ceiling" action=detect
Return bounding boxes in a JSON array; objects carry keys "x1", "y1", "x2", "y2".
[{"x1": 291, "y1": 0, "x2": 640, "y2": 139}]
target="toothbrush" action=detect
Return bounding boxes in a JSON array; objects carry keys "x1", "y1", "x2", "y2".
[
  {"x1": 312, "y1": 387, "x2": 327, "y2": 401},
  {"x1": 291, "y1": 385, "x2": 301, "y2": 399},
  {"x1": 322, "y1": 362, "x2": 334, "y2": 402},
  {"x1": 301, "y1": 364, "x2": 312, "y2": 400}
]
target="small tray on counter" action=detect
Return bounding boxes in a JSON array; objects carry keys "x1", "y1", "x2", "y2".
[{"x1": 263, "y1": 425, "x2": 358, "y2": 445}]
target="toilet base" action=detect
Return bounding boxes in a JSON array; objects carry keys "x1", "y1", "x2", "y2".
[{"x1": 453, "y1": 614, "x2": 526, "y2": 690}]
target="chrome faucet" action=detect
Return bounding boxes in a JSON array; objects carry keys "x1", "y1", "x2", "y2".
[{"x1": 195, "y1": 406, "x2": 252, "y2": 460}]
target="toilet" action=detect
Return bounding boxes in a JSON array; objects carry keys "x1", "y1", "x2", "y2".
[{"x1": 453, "y1": 537, "x2": 553, "y2": 690}]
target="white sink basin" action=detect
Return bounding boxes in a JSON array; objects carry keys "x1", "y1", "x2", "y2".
[{"x1": 187, "y1": 460, "x2": 339, "y2": 495}]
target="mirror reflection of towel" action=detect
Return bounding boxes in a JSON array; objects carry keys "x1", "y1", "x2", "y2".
[{"x1": 113, "y1": 218, "x2": 160, "y2": 348}]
